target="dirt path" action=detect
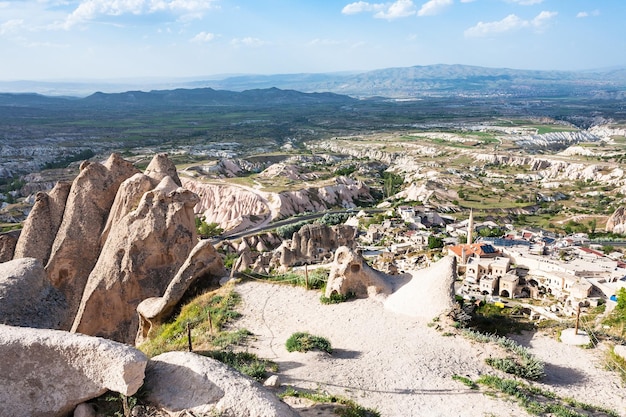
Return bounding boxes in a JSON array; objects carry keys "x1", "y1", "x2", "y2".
[{"x1": 231, "y1": 280, "x2": 626, "y2": 417}]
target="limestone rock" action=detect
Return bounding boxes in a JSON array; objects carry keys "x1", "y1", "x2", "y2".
[
  {"x1": 606, "y1": 206, "x2": 626, "y2": 234},
  {"x1": 0, "y1": 229, "x2": 20, "y2": 262},
  {"x1": 0, "y1": 258, "x2": 65, "y2": 329},
  {"x1": 71, "y1": 176, "x2": 199, "y2": 343},
  {"x1": 13, "y1": 181, "x2": 70, "y2": 263},
  {"x1": 45, "y1": 154, "x2": 140, "y2": 328},
  {"x1": 0, "y1": 324, "x2": 147, "y2": 417},
  {"x1": 325, "y1": 246, "x2": 393, "y2": 299},
  {"x1": 136, "y1": 239, "x2": 224, "y2": 344},
  {"x1": 144, "y1": 351, "x2": 299, "y2": 417},
  {"x1": 384, "y1": 256, "x2": 457, "y2": 318}
]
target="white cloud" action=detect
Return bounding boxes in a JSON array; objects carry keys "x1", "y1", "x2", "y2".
[
  {"x1": 309, "y1": 38, "x2": 341, "y2": 46},
  {"x1": 230, "y1": 37, "x2": 266, "y2": 47},
  {"x1": 0, "y1": 19, "x2": 24, "y2": 35},
  {"x1": 342, "y1": 0, "x2": 416, "y2": 20},
  {"x1": 507, "y1": 0, "x2": 543, "y2": 5},
  {"x1": 63, "y1": 0, "x2": 218, "y2": 28},
  {"x1": 531, "y1": 10, "x2": 556, "y2": 28},
  {"x1": 464, "y1": 10, "x2": 556, "y2": 37},
  {"x1": 460, "y1": 0, "x2": 476, "y2": 2},
  {"x1": 577, "y1": 9, "x2": 600, "y2": 18},
  {"x1": 376, "y1": 0, "x2": 416, "y2": 19},
  {"x1": 341, "y1": 1, "x2": 384, "y2": 15},
  {"x1": 190, "y1": 31, "x2": 214, "y2": 43},
  {"x1": 417, "y1": 0, "x2": 452, "y2": 17},
  {"x1": 464, "y1": 14, "x2": 526, "y2": 37}
]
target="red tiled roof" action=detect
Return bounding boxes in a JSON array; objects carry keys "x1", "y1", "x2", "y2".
[
  {"x1": 578, "y1": 247, "x2": 604, "y2": 258},
  {"x1": 448, "y1": 243, "x2": 499, "y2": 259}
]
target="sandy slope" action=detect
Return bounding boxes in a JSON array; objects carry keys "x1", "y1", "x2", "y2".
[{"x1": 231, "y1": 280, "x2": 626, "y2": 417}]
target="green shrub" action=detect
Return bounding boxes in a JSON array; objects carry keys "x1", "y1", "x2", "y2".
[
  {"x1": 285, "y1": 332, "x2": 332, "y2": 354},
  {"x1": 320, "y1": 291, "x2": 355, "y2": 304},
  {"x1": 463, "y1": 329, "x2": 545, "y2": 380}
]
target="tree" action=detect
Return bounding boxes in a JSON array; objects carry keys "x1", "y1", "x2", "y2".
[
  {"x1": 617, "y1": 287, "x2": 626, "y2": 313},
  {"x1": 428, "y1": 235, "x2": 444, "y2": 250},
  {"x1": 196, "y1": 217, "x2": 223, "y2": 238}
]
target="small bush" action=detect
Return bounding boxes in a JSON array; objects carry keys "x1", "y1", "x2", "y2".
[
  {"x1": 286, "y1": 332, "x2": 332, "y2": 354},
  {"x1": 320, "y1": 291, "x2": 355, "y2": 304}
]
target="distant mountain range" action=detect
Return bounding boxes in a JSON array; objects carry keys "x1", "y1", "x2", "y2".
[
  {"x1": 0, "y1": 87, "x2": 356, "y2": 109},
  {"x1": 1, "y1": 64, "x2": 626, "y2": 99}
]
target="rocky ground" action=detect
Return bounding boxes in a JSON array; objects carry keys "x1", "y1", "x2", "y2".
[{"x1": 232, "y1": 280, "x2": 626, "y2": 417}]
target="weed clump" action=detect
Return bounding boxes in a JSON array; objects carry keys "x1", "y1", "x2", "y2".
[{"x1": 285, "y1": 332, "x2": 332, "y2": 354}]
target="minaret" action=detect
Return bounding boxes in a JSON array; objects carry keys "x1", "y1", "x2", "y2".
[{"x1": 467, "y1": 209, "x2": 474, "y2": 244}]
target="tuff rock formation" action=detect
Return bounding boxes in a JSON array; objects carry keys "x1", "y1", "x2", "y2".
[
  {"x1": 144, "y1": 351, "x2": 299, "y2": 417},
  {"x1": 325, "y1": 246, "x2": 393, "y2": 299},
  {"x1": 0, "y1": 229, "x2": 20, "y2": 262},
  {"x1": 183, "y1": 175, "x2": 372, "y2": 233},
  {"x1": 13, "y1": 181, "x2": 71, "y2": 264},
  {"x1": 71, "y1": 176, "x2": 200, "y2": 343},
  {"x1": 0, "y1": 258, "x2": 65, "y2": 329},
  {"x1": 136, "y1": 239, "x2": 225, "y2": 344},
  {"x1": 0, "y1": 324, "x2": 147, "y2": 417},
  {"x1": 384, "y1": 256, "x2": 457, "y2": 318},
  {"x1": 44, "y1": 154, "x2": 140, "y2": 327},
  {"x1": 606, "y1": 206, "x2": 626, "y2": 234},
  {"x1": 280, "y1": 223, "x2": 357, "y2": 267}
]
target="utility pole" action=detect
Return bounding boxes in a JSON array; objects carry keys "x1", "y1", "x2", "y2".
[{"x1": 574, "y1": 303, "x2": 581, "y2": 335}]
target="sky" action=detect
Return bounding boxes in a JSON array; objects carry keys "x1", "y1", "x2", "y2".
[{"x1": 0, "y1": 0, "x2": 625, "y2": 81}]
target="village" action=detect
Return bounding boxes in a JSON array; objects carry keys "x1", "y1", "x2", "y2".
[{"x1": 350, "y1": 204, "x2": 626, "y2": 320}]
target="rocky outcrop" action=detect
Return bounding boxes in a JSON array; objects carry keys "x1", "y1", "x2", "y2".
[
  {"x1": 71, "y1": 176, "x2": 199, "y2": 344},
  {"x1": 258, "y1": 163, "x2": 317, "y2": 180},
  {"x1": 282, "y1": 224, "x2": 357, "y2": 266},
  {"x1": 144, "y1": 351, "x2": 299, "y2": 417},
  {"x1": 606, "y1": 206, "x2": 626, "y2": 234},
  {"x1": 325, "y1": 246, "x2": 393, "y2": 299},
  {"x1": 384, "y1": 256, "x2": 457, "y2": 318},
  {"x1": 136, "y1": 240, "x2": 224, "y2": 344},
  {"x1": 0, "y1": 258, "x2": 66, "y2": 329},
  {"x1": 0, "y1": 229, "x2": 19, "y2": 262},
  {"x1": 0, "y1": 324, "x2": 146, "y2": 417},
  {"x1": 183, "y1": 176, "x2": 373, "y2": 233},
  {"x1": 513, "y1": 131, "x2": 599, "y2": 150},
  {"x1": 13, "y1": 181, "x2": 71, "y2": 264},
  {"x1": 183, "y1": 179, "x2": 272, "y2": 233},
  {"x1": 45, "y1": 154, "x2": 140, "y2": 327}
]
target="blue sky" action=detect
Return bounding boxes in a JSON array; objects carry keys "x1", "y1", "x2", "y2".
[{"x1": 0, "y1": 0, "x2": 624, "y2": 80}]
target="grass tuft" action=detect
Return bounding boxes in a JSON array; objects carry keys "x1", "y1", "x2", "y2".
[{"x1": 285, "y1": 332, "x2": 332, "y2": 354}]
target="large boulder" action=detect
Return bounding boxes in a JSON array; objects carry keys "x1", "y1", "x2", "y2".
[
  {"x1": 45, "y1": 154, "x2": 140, "y2": 328},
  {"x1": 144, "y1": 351, "x2": 299, "y2": 417},
  {"x1": 136, "y1": 239, "x2": 225, "y2": 344},
  {"x1": 324, "y1": 246, "x2": 393, "y2": 299},
  {"x1": 13, "y1": 181, "x2": 71, "y2": 264},
  {"x1": 71, "y1": 176, "x2": 199, "y2": 343},
  {"x1": 0, "y1": 324, "x2": 147, "y2": 417},
  {"x1": 0, "y1": 258, "x2": 65, "y2": 329}
]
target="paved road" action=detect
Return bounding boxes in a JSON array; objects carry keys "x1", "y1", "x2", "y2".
[{"x1": 215, "y1": 207, "x2": 385, "y2": 242}]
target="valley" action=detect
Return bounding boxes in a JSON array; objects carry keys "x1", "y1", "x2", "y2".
[{"x1": 2, "y1": 72, "x2": 626, "y2": 416}]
